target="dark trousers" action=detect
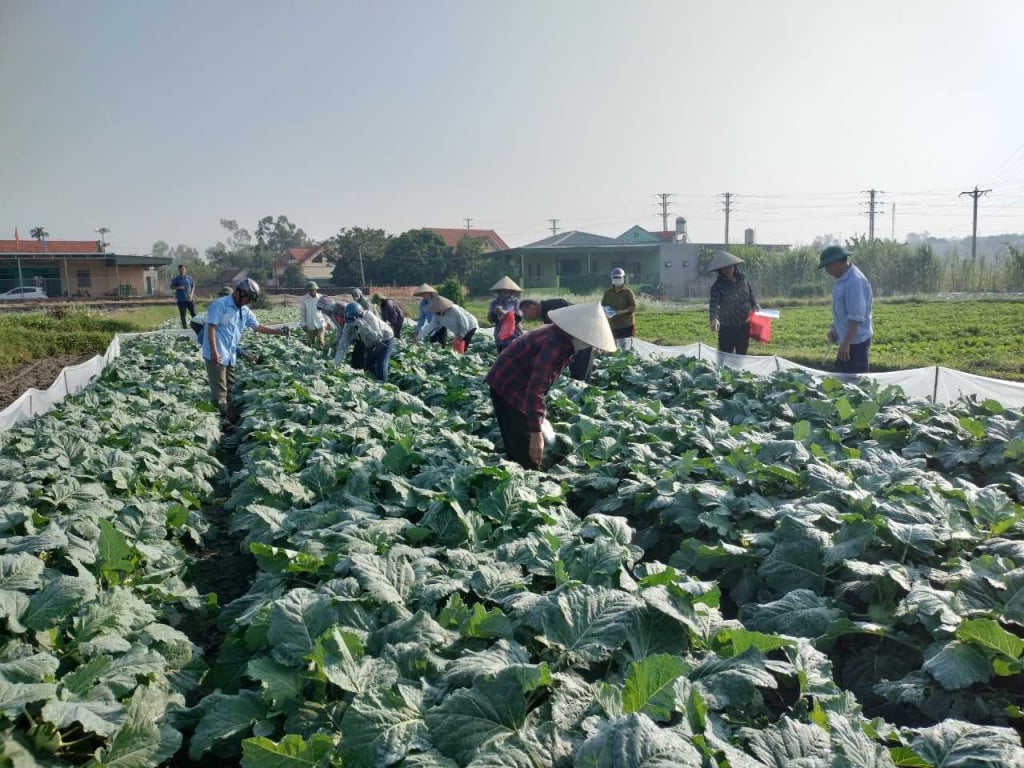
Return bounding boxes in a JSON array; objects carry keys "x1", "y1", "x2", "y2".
[
  {"x1": 568, "y1": 348, "x2": 593, "y2": 381},
  {"x1": 351, "y1": 339, "x2": 366, "y2": 369},
  {"x1": 177, "y1": 300, "x2": 196, "y2": 329},
  {"x1": 835, "y1": 339, "x2": 871, "y2": 374},
  {"x1": 718, "y1": 324, "x2": 751, "y2": 355},
  {"x1": 364, "y1": 338, "x2": 395, "y2": 382},
  {"x1": 462, "y1": 328, "x2": 477, "y2": 347},
  {"x1": 430, "y1": 328, "x2": 448, "y2": 345},
  {"x1": 489, "y1": 388, "x2": 538, "y2": 470}
]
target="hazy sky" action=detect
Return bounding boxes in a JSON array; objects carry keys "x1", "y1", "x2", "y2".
[{"x1": 3, "y1": 0, "x2": 1024, "y2": 255}]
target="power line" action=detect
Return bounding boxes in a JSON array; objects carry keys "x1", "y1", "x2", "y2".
[
  {"x1": 959, "y1": 186, "x2": 992, "y2": 259},
  {"x1": 861, "y1": 189, "x2": 885, "y2": 241},
  {"x1": 653, "y1": 193, "x2": 674, "y2": 233}
]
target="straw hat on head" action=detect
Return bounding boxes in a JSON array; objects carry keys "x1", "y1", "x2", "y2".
[
  {"x1": 413, "y1": 283, "x2": 437, "y2": 297},
  {"x1": 489, "y1": 275, "x2": 522, "y2": 293},
  {"x1": 548, "y1": 303, "x2": 616, "y2": 353},
  {"x1": 706, "y1": 250, "x2": 744, "y2": 273},
  {"x1": 427, "y1": 295, "x2": 454, "y2": 313}
]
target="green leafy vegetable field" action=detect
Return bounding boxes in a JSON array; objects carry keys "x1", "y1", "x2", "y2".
[{"x1": 2, "y1": 320, "x2": 1024, "y2": 767}]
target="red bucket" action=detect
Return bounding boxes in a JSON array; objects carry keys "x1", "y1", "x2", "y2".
[{"x1": 748, "y1": 311, "x2": 772, "y2": 343}]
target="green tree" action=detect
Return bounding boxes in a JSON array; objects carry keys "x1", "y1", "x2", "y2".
[
  {"x1": 436, "y1": 275, "x2": 466, "y2": 305},
  {"x1": 256, "y1": 215, "x2": 309, "y2": 285},
  {"x1": 330, "y1": 227, "x2": 391, "y2": 287},
  {"x1": 281, "y1": 264, "x2": 307, "y2": 288},
  {"x1": 205, "y1": 219, "x2": 254, "y2": 270},
  {"x1": 384, "y1": 229, "x2": 449, "y2": 286},
  {"x1": 29, "y1": 226, "x2": 48, "y2": 243}
]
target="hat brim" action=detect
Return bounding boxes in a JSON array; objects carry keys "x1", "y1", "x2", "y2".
[
  {"x1": 489, "y1": 276, "x2": 522, "y2": 292},
  {"x1": 706, "y1": 250, "x2": 744, "y2": 273},
  {"x1": 548, "y1": 303, "x2": 616, "y2": 353},
  {"x1": 427, "y1": 296, "x2": 454, "y2": 313},
  {"x1": 413, "y1": 283, "x2": 437, "y2": 297}
]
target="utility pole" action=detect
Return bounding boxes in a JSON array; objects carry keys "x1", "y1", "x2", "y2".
[
  {"x1": 653, "y1": 193, "x2": 674, "y2": 232},
  {"x1": 861, "y1": 189, "x2": 885, "y2": 240},
  {"x1": 463, "y1": 218, "x2": 473, "y2": 230},
  {"x1": 719, "y1": 193, "x2": 734, "y2": 244},
  {"x1": 959, "y1": 186, "x2": 991, "y2": 260},
  {"x1": 547, "y1": 219, "x2": 560, "y2": 236},
  {"x1": 891, "y1": 203, "x2": 895, "y2": 241}
]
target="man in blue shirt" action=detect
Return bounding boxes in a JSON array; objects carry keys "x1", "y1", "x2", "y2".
[
  {"x1": 170, "y1": 264, "x2": 197, "y2": 329},
  {"x1": 202, "y1": 278, "x2": 290, "y2": 429},
  {"x1": 820, "y1": 245, "x2": 873, "y2": 374}
]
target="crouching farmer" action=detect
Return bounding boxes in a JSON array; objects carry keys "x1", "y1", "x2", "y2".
[
  {"x1": 334, "y1": 301, "x2": 395, "y2": 382},
  {"x1": 485, "y1": 303, "x2": 614, "y2": 469}
]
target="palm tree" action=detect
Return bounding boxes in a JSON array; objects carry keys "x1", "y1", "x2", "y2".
[{"x1": 29, "y1": 227, "x2": 48, "y2": 243}]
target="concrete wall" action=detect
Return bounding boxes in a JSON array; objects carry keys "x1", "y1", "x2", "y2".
[{"x1": 658, "y1": 243, "x2": 706, "y2": 299}]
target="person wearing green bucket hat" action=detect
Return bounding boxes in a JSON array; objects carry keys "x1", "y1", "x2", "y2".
[
  {"x1": 820, "y1": 245, "x2": 873, "y2": 374},
  {"x1": 298, "y1": 281, "x2": 327, "y2": 347}
]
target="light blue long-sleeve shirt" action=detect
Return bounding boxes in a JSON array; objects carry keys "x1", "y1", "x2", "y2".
[
  {"x1": 832, "y1": 264, "x2": 873, "y2": 344},
  {"x1": 201, "y1": 295, "x2": 259, "y2": 366}
]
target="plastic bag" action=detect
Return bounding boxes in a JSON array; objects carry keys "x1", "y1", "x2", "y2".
[{"x1": 497, "y1": 311, "x2": 517, "y2": 342}]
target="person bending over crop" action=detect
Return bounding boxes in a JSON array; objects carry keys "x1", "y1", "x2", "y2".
[
  {"x1": 602, "y1": 267, "x2": 636, "y2": 352},
  {"x1": 334, "y1": 301, "x2": 395, "y2": 382},
  {"x1": 520, "y1": 297, "x2": 594, "y2": 382},
  {"x1": 487, "y1": 275, "x2": 524, "y2": 353},
  {"x1": 485, "y1": 303, "x2": 615, "y2": 469},
  {"x1": 412, "y1": 283, "x2": 447, "y2": 345},
  {"x1": 414, "y1": 295, "x2": 479, "y2": 350},
  {"x1": 202, "y1": 278, "x2": 290, "y2": 431},
  {"x1": 707, "y1": 250, "x2": 760, "y2": 355},
  {"x1": 820, "y1": 245, "x2": 874, "y2": 374}
]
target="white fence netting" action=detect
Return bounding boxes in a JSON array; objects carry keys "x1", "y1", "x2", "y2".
[{"x1": 2, "y1": 331, "x2": 1023, "y2": 433}]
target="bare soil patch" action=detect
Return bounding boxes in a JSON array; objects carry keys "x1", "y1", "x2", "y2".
[{"x1": 0, "y1": 355, "x2": 95, "y2": 411}]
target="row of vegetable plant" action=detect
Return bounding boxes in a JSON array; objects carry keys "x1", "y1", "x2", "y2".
[{"x1": 3, "y1": 320, "x2": 1024, "y2": 766}]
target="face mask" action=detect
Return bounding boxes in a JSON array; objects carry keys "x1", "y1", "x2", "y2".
[{"x1": 611, "y1": 278, "x2": 624, "y2": 286}]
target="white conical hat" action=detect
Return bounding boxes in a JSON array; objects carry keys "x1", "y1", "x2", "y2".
[
  {"x1": 489, "y1": 275, "x2": 522, "y2": 292},
  {"x1": 706, "y1": 250, "x2": 744, "y2": 272},
  {"x1": 548, "y1": 303, "x2": 615, "y2": 353},
  {"x1": 413, "y1": 283, "x2": 437, "y2": 297},
  {"x1": 426, "y1": 295, "x2": 454, "y2": 313}
]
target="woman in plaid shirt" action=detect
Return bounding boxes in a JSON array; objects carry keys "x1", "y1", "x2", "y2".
[
  {"x1": 485, "y1": 304, "x2": 615, "y2": 469},
  {"x1": 707, "y1": 250, "x2": 760, "y2": 355}
]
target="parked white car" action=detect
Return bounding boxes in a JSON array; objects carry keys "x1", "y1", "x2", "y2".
[{"x1": 0, "y1": 286, "x2": 48, "y2": 301}]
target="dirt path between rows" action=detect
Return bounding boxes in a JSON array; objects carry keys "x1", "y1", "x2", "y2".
[{"x1": 0, "y1": 355, "x2": 96, "y2": 411}]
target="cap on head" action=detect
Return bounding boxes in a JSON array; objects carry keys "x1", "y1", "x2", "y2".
[
  {"x1": 344, "y1": 301, "x2": 364, "y2": 321},
  {"x1": 218, "y1": 285, "x2": 233, "y2": 296},
  {"x1": 610, "y1": 267, "x2": 625, "y2": 279},
  {"x1": 351, "y1": 288, "x2": 363, "y2": 299},
  {"x1": 236, "y1": 277, "x2": 261, "y2": 301},
  {"x1": 306, "y1": 280, "x2": 319, "y2": 291},
  {"x1": 548, "y1": 303, "x2": 616, "y2": 353},
  {"x1": 706, "y1": 250, "x2": 744, "y2": 273},
  {"x1": 489, "y1": 275, "x2": 522, "y2": 293},
  {"x1": 819, "y1": 245, "x2": 852, "y2": 268}
]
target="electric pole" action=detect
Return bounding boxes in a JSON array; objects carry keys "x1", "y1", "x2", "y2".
[
  {"x1": 720, "y1": 193, "x2": 734, "y2": 244},
  {"x1": 547, "y1": 219, "x2": 560, "y2": 236},
  {"x1": 653, "y1": 193, "x2": 674, "y2": 232},
  {"x1": 463, "y1": 218, "x2": 473, "y2": 230},
  {"x1": 891, "y1": 203, "x2": 895, "y2": 241},
  {"x1": 861, "y1": 189, "x2": 885, "y2": 240},
  {"x1": 959, "y1": 186, "x2": 991, "y2": 261}
]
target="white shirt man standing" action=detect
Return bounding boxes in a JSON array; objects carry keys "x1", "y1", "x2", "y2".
[{"x1": 299, "y1": 281, "x2": 327, "y2": 347}]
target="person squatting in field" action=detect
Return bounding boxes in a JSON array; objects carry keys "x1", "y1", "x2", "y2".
[
  {"x1": 602, "y1": 267, "x2": 636, "y2": 352},
  {"x1": 373, "y1": 294, "x2": 406, "y2": 338},
  {"x1": 413, "y1": 283, "x2": 449, "y2": 345},
  {"x1": 298, "y1": 281, "x2": 327, "y2": 347},
  {"x1": 415, "y1": 295, "x2": 479, "y2": 350},
  {"x1": 486, "y1": 303, "x2": 615, "y2": 470},
  {"x1": 519, "y1": 297, "x2": 594, "y2": 382},
  {"x1": 707, "y1": 250, "x2": 761, "y2": 355},
  {"x1": 334, "y1": 301, "x2": 396, "y2": 382},
  {"x1": 820, "y1": 245, "x2": 874, "y2": 374},
  {"x1": 487, "y1": 275, "x2": 524, "y2": 353},
  {"x1": 201, "y1": 278, "x2": 290, "y2": 431}
]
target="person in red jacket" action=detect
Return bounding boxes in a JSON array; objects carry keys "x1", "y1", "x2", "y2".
[{"x1": 485, "y1": 303, "x2": 615, "y2": 469}]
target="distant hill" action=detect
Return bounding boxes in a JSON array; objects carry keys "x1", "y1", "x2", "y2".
[{"x1": 906, "y1": 232, "x2": 1024, "y2": 263}]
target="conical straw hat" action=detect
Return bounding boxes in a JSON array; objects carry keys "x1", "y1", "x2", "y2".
[
  {"x1": 413, "y1": 283, "x2": 437, "y2": 297},
  {"x1": 427, "y1": 295, "x2": 454, "y2": 313},
  {"x1": 489, "y1": 275, "x2": 522, "y2": 292},
  {"x1": 706, "y1": 250, "x2": 744, "y2": 272},
  {"x1": 548, "y1": 303, "x2": 615, "y2": 353}
]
